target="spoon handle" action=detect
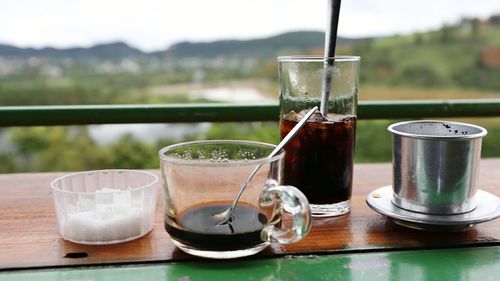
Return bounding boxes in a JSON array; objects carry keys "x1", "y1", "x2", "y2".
[{"x1": 227, "y1": 106, "x2": 319, "y2": 212}]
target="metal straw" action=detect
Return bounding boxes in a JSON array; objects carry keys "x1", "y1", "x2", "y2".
[{"x1": 320, "y1": 0, "x2": 342, "y2": 116}]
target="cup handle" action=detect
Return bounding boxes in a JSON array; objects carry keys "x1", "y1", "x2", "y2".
[{"x1": 259, "y1": 179, "x2": 312, "y2": 244}]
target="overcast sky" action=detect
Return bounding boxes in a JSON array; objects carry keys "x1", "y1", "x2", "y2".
[{"x1": 1, "y1": 0, "x2": 499, "y2": 51}]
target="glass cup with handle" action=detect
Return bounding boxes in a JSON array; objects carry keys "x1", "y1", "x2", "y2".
[{"x1": 159, "y1": 140, "x2": 312, "y2": 259}]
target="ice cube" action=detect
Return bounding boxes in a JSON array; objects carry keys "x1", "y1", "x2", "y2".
[
  {"x1": 306, "y1": 110, "x2": 328, "y2": 123},
  {"x1": 284, "y1": 109, "x2": 328, "y2": 123}
]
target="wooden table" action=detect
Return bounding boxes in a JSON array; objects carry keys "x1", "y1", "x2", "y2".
[{"x1": 1, "y1": 159, "x2": 499, "y2": 280}]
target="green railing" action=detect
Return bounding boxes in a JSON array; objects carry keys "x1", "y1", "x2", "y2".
[{"x1": 1, "y1": 99, "x2": 500, "y2": 126}]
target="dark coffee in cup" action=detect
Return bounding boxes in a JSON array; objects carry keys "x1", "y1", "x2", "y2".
[
  {"x1": 280, "y1": 111, "x2": 356, "y2": 205},
  {"x1": 165, "y1": 202, "x2": 268, "y2": 251}
]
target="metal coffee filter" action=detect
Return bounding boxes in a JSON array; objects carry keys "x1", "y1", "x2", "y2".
[{"x1": 388, "y1": 120, "x2": 487, "y2": 215}]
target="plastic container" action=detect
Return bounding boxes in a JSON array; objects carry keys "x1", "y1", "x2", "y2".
[{"x1": 51, "y1": 169, "x2": 158, "y2": 245}]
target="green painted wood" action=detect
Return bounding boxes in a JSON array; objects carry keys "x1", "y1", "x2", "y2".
[
  {"x1": 0, "y1": 99, "x2": 499, "y2": 126},
  {"x1": 360, "y1": 99, "x2": 500, "y2": 119},
  {"x1": 2, "y1": 246, "x2": 499, "y2": 281}
]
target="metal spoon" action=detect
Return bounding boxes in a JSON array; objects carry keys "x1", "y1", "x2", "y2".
[{"x1": 214, "y1": 106, "x2": 319, "y2": 226}]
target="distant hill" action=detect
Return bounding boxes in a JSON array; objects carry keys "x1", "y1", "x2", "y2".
[
  {"x1": 162, "y1": 31, "x2": 357, "y2": 59},
  {"x1": 0, "y1": 31, "x2": 358, "y2": 61},
  {"x1": 343, "y1": 19, "x2": 500, "y2": 90},
  {"x1": 0, "y1": 42, "x2": 145, "y2": 60}
]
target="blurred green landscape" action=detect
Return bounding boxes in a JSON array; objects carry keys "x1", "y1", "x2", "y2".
[{"x1": 1, "y1": 16, "x2": 500, "y2": 172}]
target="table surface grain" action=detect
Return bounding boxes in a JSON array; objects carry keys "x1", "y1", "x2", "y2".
[{"x1": 1, "y1": 159, "x2": 499, "y2": 270}]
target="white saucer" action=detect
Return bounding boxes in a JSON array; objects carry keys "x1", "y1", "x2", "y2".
[{"x1": 366, "y1": 186, "x2": 500, "y2": 232}]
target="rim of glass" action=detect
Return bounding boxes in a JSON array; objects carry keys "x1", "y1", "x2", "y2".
[
  {"x1": 277, "y1": 55, "x2": 360, "y2": 62},
  {"x1": 159, "y1": 140, "x2": 283, "y2": 166},
  {"x1": 50, "y1": 169, "x2": 159, "y2": 194},
  {"x1": 388, "y1": 120, "x2": 487, "y2": 140}
]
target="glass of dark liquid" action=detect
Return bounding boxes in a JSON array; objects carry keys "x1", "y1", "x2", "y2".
[
  {"x1": 159, "y1": 140, "x2": 312, "y2": 259},
  {"x1": 278, "y1": 56, "x2": 360, "y2": 217}
]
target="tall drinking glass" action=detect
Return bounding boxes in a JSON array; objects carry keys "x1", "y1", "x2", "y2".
[{"x1": 278, "y1": 56, "x2": 360, "y2": 217}]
